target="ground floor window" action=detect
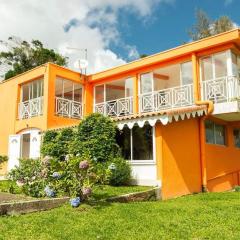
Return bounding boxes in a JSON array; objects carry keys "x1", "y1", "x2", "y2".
[
  {"x1": 233, "y1": 129, "x2": 240, "y2": 148},
  {"x1": 205, "y1": 120, "x2": 226, "y2": 145},
  {"x1": 116, "y1": 124, "x2": 154, "y2": 161}
]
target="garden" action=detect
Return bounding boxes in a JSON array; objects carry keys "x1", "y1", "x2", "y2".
[{"x1": 0, "y1": 113, "x2": 148, "y2": 206}]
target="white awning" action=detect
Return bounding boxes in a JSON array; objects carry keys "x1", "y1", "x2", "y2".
[{"x1": 117, "y1": 109, "x2": 207, "y2": 130}]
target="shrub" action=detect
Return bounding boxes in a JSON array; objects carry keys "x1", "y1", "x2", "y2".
[
  {"x1": 234, "y1": 185, "x2": 240, "y2": 192},
  {"x1": 71, "y1": 113, "x2": 119, "y2": 162},
  {"x1": 0, "y1": 155, "x2": 8, "y2": 164},
  {"x1": 8, "y1": 158, "x2": 46, "y2": 197},
  {"x1": 41, "y1": 128, "x2": 75, "y2": 160},
  {"x1": 107, "y1": 157, "x2": 131, "y2": 186}
]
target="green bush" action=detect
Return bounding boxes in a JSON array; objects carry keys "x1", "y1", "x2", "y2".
[
  {"x1": 71, "y1": 113, "x2": 119, "y2": 162},
  {"x1": 41, "y1": 128, "x2": 75, "y2": 160},
  {"x1": 8, "y1": 158, "x2": 46, "y2": 197},
  {"x1": 234, "y1": 185, "x2": 240, "y2": 192},
  {"x1": 107, "y1": 157, "x2": 131, "y2": 186}
]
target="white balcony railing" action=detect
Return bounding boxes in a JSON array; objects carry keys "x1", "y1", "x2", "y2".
[
  {"x1": 18, "y1": 97, "x2": 43, "y2": 119},
  {"x1": 95, "y1": 96, "x2": 133, "y2": 117},
  {"x1": 55, "y1": 97, "x2": 82, "y2": 119},
  {"x1": 139, "y1": 84, "x2": 194, "y2": 113},
  {"x1": 201, "y1": 76, "x2": 240, "y2": 103}
]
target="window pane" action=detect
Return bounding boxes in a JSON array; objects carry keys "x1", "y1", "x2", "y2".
[
  {"x1": 125, "y1": 78, "x2": 133, "y2": 97},
  {"x1": 181, "y1": 61, "x2": 193, "y2": 85},
  {"x1": 215, "y1": 124, "x2": 226, "y2": 145},
  {"x1": 39, "y1": 80, "x2": 44, "y2": 97},
  {"x1": 106, "y1": 80, "x2": 125, "y2": 101},
  {"x1": 233, "y1": 129, "x2": 240, "y2": 148},
  {"x1": 63, "y1": 80, "x2": 73, "y2": 100},
  {"x1": 232, "y1": 52, "x2": 238, "y2": 77},
  {"x1": 140, "y1": 73, "x2": 153, "y2": 94},
  {"x1": 214, "y1": 52, "x2": 227, "y2": 78},
  {"x1": 22, "y1": 84, "x2": 30, "y2": 101},
  {"x1": 32, "y1": 81, "x2": 38, "y2": 98},
  {"x1": 201, "y1": 57, "x2": 213, "y2": 81},
  {"x1": 55, "y1": 78, "x2": 63, "y2": 98},
  {"x1": 116, "y1": 127, "x2": 131, "y2": 160},
  {"x1": 205, "y1": 120, "x2": 214, "y2": 144},
  {"x1": 132, "y1": 124, "x2": 153, "y2": 160},
  {"x1": 95, "y1": 85, "x2": 104, "y2": 104},
  {"x1": 73, "y1": 83, "x2": 82, "y2": 102}
]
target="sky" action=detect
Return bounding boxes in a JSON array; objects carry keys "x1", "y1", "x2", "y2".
[{"x1": 0, "y1": 0, "x2": 239, "y2": 76}]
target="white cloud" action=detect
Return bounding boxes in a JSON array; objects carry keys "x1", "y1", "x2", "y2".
[{"x1": 0, "y1": 0, "x2": 173, "y2": 75}]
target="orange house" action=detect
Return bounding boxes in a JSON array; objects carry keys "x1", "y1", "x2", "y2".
[{"x1": 0, "y1": 29, "x2": 240, "y2": 199}]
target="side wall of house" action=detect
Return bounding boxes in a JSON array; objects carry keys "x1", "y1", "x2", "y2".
[
  {"x1": 205, "y1": 118, "x2": 240, "y2": 192},
  {"x1": 157, "y1": 118, "x2": 202, "y2": 200}
]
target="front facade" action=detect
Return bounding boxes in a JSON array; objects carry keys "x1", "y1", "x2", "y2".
[{"x1": 0, "y1": 29, "x2": 240, "y2": 199}]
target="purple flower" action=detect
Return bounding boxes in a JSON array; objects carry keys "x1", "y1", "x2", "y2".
[
  {"x1": 52, "y1": 172, "x2": 61, "y2": 179},
  {"x1": 70, "y1": 197, "x2": 81, "y2": 207},
  {"x1": 108, "y1": 163, "x2": 116, "y2": 170},
  {"x1": 79, "y1": 160, "x2": 89, "y2": 169},
  {"x1": 44, "y1": 186, "x2": 56, "y2": 198},
  {"x1": 82, "y1": 187, "x2": 92, "y2": 196}
]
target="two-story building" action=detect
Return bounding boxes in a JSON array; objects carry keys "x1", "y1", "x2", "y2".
[{"x1": 0, "y1": 29, "x2": 240, "y2": 199}]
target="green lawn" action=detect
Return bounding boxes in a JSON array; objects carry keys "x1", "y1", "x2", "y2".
[{"x1": 0, "y1": 192, "x2": 240, "y2": 240}]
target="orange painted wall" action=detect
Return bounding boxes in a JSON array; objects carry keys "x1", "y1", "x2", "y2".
[
  {"x1": 158, "y1": 119, "x2": 202, "y2": 199},
  {"x1": 205, "y1": 118, "x2": 240, "y2": 191}
]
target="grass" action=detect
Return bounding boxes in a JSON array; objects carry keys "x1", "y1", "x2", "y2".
[
  {"x1": 91, "y1": 185, "x2": 151, "y2": 200},
  {"x1": 0, "y1": 192, "x2": 240, "y2": 240}
]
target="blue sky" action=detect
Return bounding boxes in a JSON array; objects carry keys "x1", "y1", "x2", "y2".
[{"x1": 113, "y1": 0, "x2": 240, "y2": 59}]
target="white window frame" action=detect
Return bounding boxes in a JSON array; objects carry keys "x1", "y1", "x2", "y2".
[
  {"x1": 200, "y1": 50, "x2": 233, "y2": 82},
  {"x1": 127, "y1": 125, "x2": 156, "y2": 165}
]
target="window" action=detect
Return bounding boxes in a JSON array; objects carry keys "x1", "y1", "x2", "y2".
[
  {"x1": 181, "y1": 61, "x2": 193, "y2": 85},
  {"x1": 205, "y1": 120, "x2": 226, "y2": 145},
  {"x1": 232, "y1": 52, "x2": 240, "y2": 78},
  {"x1": 55, "y1": 78, "x2": 82, "y2": 103},
  {"x1": 140, "y1": 73, "x2": 153, "y2": 94},
  {"x1": 233, "y1": 129, "x2": 240, "y2": 148},
  {"x1": 201, "y1": 51, "x2": 228, "y2": 81},
  {"x1": 94, "y1": 78, "x2": 133, "y2": 103},
  {"x1": 21, "y1": 79, "x2": 43, "y2": 102},
  {"x1": 117, "y1": 124, "x2": 154, "y2": 161}
]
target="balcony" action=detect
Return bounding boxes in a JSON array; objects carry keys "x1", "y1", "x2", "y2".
[
  {"x1": 18, "y1": 97, "x2": 43, "y2": 120},
  {"x1": 55, "y1": 97, "x2": 82, "y2": 119},
  {"x1": 139, "y1": 84, "x2": 194, "y2": 113},
  {"x1": 95, "y1": 96, "x2": 133, "y2": 117},
  {"x1": 201, "y1": 76, "x2": 240, "y2": 103}
]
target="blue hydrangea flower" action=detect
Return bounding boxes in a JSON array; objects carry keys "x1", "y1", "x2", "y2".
[
  {"x1": 52, "y1": 172, "x2": 61, "y2": 179},
  {"x1": 44, "y1": 186, "x2": 56, "y2": 198},
  {"x1": 108, "y1": 163, "x2": 116, "y2": 171},
  {"x1": 70, "y1": 197, "x2": 81, "y2": 207}
]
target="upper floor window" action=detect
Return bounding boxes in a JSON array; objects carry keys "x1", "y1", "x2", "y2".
[
  {"x1": 55, "y1": 77, "x2": 83, "y2": 119},
  {"x1": 55, "y1": 77, "x2": 82, "y2": 103},
  {"x1": 19, "y1": 79, "x2": 44, "y2": 119},
  {"x1": 200, "y1": 51, "x2": 228, "y2": 81},
  {"x1": 140, "y1": 61, "x2": 193, "y2": 94},
  {"x1": 205, "y1": 120, "x2": 226, "y2": 145},
  {"x1": 233, "y1": 129, "x2": 240, "y2": 148},
  {"x1": 232, "y1": 52, "x2": 240, "y2": 78},
  {"x1": 94, "y1": 78, "x2": 133, "y2": 117},
  {"x1": 21, "y1": 79, "x2": 43, "y2": 102}
]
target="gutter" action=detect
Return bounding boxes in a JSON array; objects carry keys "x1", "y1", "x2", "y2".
[{"x1": 192, "y1": 53, "x2": 214, "y2": 192}]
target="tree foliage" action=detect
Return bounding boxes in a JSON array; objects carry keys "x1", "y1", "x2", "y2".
[
  {"x1": 188, "y1": 9, "x2": 236, "y2": 41},
  {"x1": 0, "y1": 37, "x2": 67, "y2": 79}
]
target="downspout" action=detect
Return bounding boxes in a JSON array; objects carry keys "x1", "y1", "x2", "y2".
[{"x1": 192, "y1": 53, "x2": 214, "y2": 192}]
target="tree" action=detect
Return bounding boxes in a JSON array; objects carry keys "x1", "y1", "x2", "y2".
[
  {"x1": 188, "y1": 9, "x2": 236, "y2": 41},
  {"x1": 0, "y1": 37, "x2": 67, "y2": 80},
  {"x1": 188, "y1": 9, "x2": 212, "y2": 41}
]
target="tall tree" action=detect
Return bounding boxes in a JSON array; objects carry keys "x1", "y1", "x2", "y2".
[
  {"x1": 0, "y1": 37, "x2": 68, "y2": 80},
  {"x1": 188, "y1": 9, "x2": 236, "y2": 41}
]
